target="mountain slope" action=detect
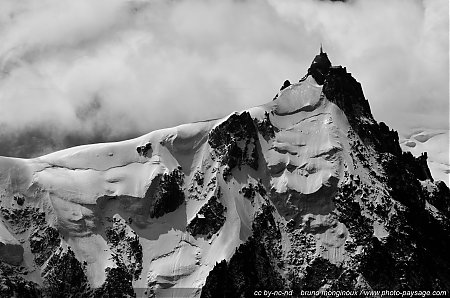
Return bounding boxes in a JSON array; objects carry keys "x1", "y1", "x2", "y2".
[{"x1": 0, "y1": 51, "x2": 449, "y2": 297}]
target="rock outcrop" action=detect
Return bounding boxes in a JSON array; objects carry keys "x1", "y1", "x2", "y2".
[
  {"x1": 307, "y1": 46, "x2": 332, "y2": 85},
  {"x1": 187, "y1": 194, "x2": 226, "y2": 239},
  {"x1": 105, "y1": 215, "x2": 143, "y2": 280},
  {"x1": 208, "y1": 111, "x2": 259, "y2": 179},
  {"x1": 29, "y1": 225, "x2": 60, "y2": 266},
  {"x1": 201, "y1": 205, "x2": 284, "y2": 298},
  {"x1": 146, "y1": 168, "x2": 185, "y2": 218},
  {"x1": 42, "y1": 247, "x2": 91, "y2": 297}
]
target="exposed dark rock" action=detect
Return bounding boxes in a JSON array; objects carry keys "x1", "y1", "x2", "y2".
[
  {"x1": 320, "y1": 57, "x2": 436, "y2": 192},
  {"x1": 187, "y1": 195, "x2": 226, "y2": 238},
  {"x1": 94, "y1": 264, "x2": 135, "y2": 298},
  {"x1": 241, "y1": 184, "x2": 256, "y2": 200},
  {"x1": 201, "y1": 235, "x2": 284, "y2": 298},
  {"x1": 193, "y1": 171, "x2": 204, "y2": 187},
  {"x1": 322, "y1": 64, "x2": 411, "y2": 162},
  {"x1": 252, "y1": 204, "x2": 282, "y2": 241},
  {"x1": 323, "y1": 67, "x2": 377, "y2": 141},
  {"x1": 330, "y1": 269, "x2": 359, "y2": 291},
  {"x1": 0, "y1": 261, "x2": 40, "y2": 298},
  {"x1": 240, "y1": 181, "x2": 267, "y2": 201},
  {"x1": 383, "y1": 154, "x2": 426, "y2": 211},
  {"x1": 425, "y1": 180, "x2": 450, "y2": 216},
  {"x1": 105, "y1": 226, "x2": 125, "y2": 247},
  {"x1": 307, "y1": 47, "x2": 332, "y2": 85},
  {"x1": 373, "y1": 122, "x2": 402, "y2": 156},
  {"x1": 316, "y1": 56, "x2": 399, "y2": 158},
  {"x1": 42, "y1": 247, "x2": 91, "y2": 297},
  {"x1": 331, "y1": 155, "x2": 450, "y2": 290},
  {"x1": 105, "y1": 216, "x2": 143, "y2": 280},
  {"x1": 358, "y1": 236, "x2": 398, "y2": 290},
  {"x1": 280, "y1": 80, "x2": 291, "y2": 91},
  {"x1": 136, "y1": 142, "x2": 152, "y2": 157},
  {"x1": 362, "y1": 206, "x2": 450, "y2": 291},
  {"x1": 298, "y1": 258, "x2": 343, "y2": 290},
  {"x1": 255, "y1": 112, "x2": 278, "y2": 140},
  {"x1": 382, "y1": 156, "x2": 450, "y2": 289},
  {"x1": 147, "y1": 168, "x2": 185, "y2": 218},
  {"x1": 1, "y1": 207, "x2": 45, "y2": 234},
  {"x1": 1, "y1": 207, "x2": 50, "y2": 266},
  {"x1": 200, "y1": 260, "x2": 230, "y2": 298},
  {"x1": 208, "y1": 111, "x2": 259, "y2": 180},
  {"x1": 188, "y1": 170, "x2": 208, "y2": 201},
  {"x1": 13, "y1": 194, "x2": 25, "y2": 206},
  {"x1": 285, "y1": 230, "x2": 316, "y2": 286},
  {"x1": 202, "y1": 205, "x2": 284, "y2": 297},
  {"x1": 333, "y1": 182, "x2": 373, "y2": 249},
  {"x1": 322, "y1": 65, "x2": 364, "y2": 112},
  {"x1": 29, "y1": 226, "x2": 60, "y2": 266},
  {"x1": 402, "y1": 151, "x2": 433, "y2": 181}
]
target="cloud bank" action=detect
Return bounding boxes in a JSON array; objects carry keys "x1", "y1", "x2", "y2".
[{"x1": 0, "y1": 0, "x2": 448, "y2": 157}]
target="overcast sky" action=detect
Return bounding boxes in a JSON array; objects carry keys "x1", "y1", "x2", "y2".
[{"x1": 0, "y1": 0, "x2": 448, "y2": 157}]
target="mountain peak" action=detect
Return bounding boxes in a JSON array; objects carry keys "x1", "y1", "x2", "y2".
[{"x1": 308, "y1": 45, "x2": 332, "y2": 84}]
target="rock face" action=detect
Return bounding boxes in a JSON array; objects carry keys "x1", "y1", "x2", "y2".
[
  {"x1": 105, "y1": 215, "x2": 143, "y2": 280},
  {"x1": 307, "y1": 46, "x2": 332, "y2": 84},
  {"x1": 94, "y1": 265, "x2": 135, "y2": 298},
  {"x1": 30, "y1": 226, "x2": 60, "y2": 266},
  {"x1": 42, "y1": 247, "x2": 91, "y2": 297},
  {"x1": 147, "y1": 168, "x2": 185, "y2": 218},
  {"x1": 201, "y1": 205, "x2": 284, "y2": 298},
  {"x1": 136, "y1": 142, "x2": 152, "y2": 157},
  {"x1": 280, "y1": 80, "x2": 291, "y2": 91},
  {"x1": 424, "y1": 180, "x2": 450, "y2": 216},
  {"x1": 0, "y1": 261, "x2": 41, "y2": 298},
  {"x1": 255, "y1": 111, "x2": 277, "y2": 140},
  {"x1": 208, "y1": 111, "x2": 259, "y2": 179},
  {"x1": 187, "y1": 194, "x2": 226, "y2": 238},
  {"x1": 0, "y1": 49, "x2": 448, "y2": 296}
]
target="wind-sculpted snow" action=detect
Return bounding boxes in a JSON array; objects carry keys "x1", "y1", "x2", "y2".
[
  {"x1": 400, "y1": 129, "x2": 449, "y2": 185},
  {"x1": 263, "y1": 75, "x2": 348, "y2": 199},
  {"x1": 0, "y1": 54, "x2": 449, "y2": 296}
]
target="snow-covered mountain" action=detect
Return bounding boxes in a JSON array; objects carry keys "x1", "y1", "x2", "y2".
[{"x1": 1, "y1": 51, "x2": 449, "y2": 297}]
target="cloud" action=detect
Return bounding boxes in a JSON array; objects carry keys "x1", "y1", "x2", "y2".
[
  {"x1": 0, "y1": 0, "x2": 448, "y2": 157},
  {"x1": 270, "y1": 0, "x2": 449, "y2": 129}
]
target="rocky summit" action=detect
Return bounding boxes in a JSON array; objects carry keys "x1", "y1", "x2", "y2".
[{"x1": 0, "y1": 50, "x2": 449, "y2": 297}]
